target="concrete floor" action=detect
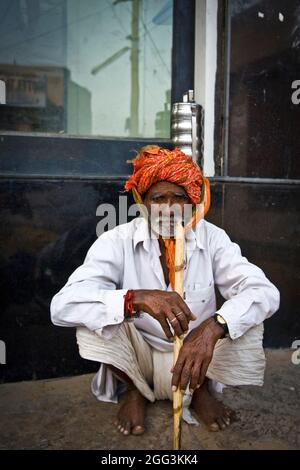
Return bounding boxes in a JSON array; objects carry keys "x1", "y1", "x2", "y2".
[{"x1": 0, "y1": 350, "x2": 299, "y2": 450}]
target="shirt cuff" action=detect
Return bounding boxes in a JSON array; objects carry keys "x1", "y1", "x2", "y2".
[
  {"x1": 215, "y1": 292, "x2": 260, "y2": 340},
  {"x1": 215, "y1": 308, "x2": 241, "y2": 340},
  {"x1": 94, "y1": 289, "x2": 128, "y2": 338},
  {"x1": 104, "y1": 288, "x2": 128, "y2": 325}
]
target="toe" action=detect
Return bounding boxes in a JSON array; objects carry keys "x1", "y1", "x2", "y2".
[
  {"x1": 216, "y1": 417, "x2": 226, "y2": 430},
  {"x1": 120, "y1": 420, "x2": 126, "y2": 434},
  {"x1": 223, "y1": 408, "x2": 237, "y2": 424},
  {"x1": 132, "y1": 425, "x2": 145, "y2": 435},
  {"x1": 229, "y1": 409, "x2": 237, "y2": 422},
  {"x1": 123, "y1": 421, "x2": 131, "y2": 436},
  {"x1": 208, "y1": 421, "x2": 219, "y2": 432},
  {"x1": 223, "y1": 416, "x2": 231, "y2": 426}
]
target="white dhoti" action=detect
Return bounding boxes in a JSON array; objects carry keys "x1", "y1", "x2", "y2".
[{"x1": 76, "y1": 321, "x2": 265, "y2": 417}]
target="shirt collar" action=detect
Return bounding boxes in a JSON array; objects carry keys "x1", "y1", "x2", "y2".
[{"x1": 133, "y1": 217, "x2": 152, "y2": 252}]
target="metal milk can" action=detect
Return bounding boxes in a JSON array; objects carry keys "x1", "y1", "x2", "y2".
[{"x1": 171, "y1": 89, "x2": 203, "y2": 167}]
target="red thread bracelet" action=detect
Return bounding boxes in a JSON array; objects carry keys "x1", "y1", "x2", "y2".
[{"x1": 124, "y1": 290, "x2": 135, "y2": 318}]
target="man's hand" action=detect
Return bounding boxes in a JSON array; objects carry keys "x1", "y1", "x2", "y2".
[
  {"x1": 132, "y1": 289, "x2": 197, "y2": 339},
  {"x1": 171, "y1": 317, "x2": 225, "y2": 393}
]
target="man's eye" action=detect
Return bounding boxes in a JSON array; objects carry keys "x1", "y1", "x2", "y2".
[{"x1": 152, "y1": 196, "x2": 164, "y2": 202}]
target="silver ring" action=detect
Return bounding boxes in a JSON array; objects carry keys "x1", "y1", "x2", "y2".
[
  {"x1": 170, "y1": 317, "x2": 178, "y2": 323},
  {"x1": 175, "y1": 311, "x2": 184, "y2": 317}
]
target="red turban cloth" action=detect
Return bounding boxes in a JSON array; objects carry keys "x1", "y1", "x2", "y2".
[{"x1": 124, "y1": 146, "x2": 204, "y2": 204}]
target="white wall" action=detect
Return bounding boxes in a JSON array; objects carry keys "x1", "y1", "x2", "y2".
[{"x1": 194, "y1": 0, "x2": 218, "y2": 176}]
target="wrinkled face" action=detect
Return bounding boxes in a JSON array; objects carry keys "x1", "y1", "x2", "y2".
[{"x1": 143, "y1": 181, "x2": 192, "y2": 238}]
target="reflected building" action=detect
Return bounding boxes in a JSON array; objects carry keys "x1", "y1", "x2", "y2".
[{"x1": 0, "y1": 64, "x2": 91, "y2": 134}]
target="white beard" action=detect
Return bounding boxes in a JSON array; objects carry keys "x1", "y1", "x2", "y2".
[{"x1": 150, "y1": 215, "x2": 183, "y2": 238}]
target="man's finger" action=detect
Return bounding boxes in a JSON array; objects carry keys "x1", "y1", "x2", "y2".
[
  {"x1": 172, "y1": 308, "x2": 189, "y2": 333},
  {"x1": 171, "y1": 358, "x2": 185, "y2": 391},
  {"x1": 179, "y1": 362, "x2": 193, "y2": 392},
  {"x1": 177, "y1": 296, "x2": 197, "y2": 321},
  {"x1": 189, "y1": 361, "x2": 201, "y2": 392},
  {"x1": 165, "y1": 311, "x2": 184, "y2": 337},
  {"x1": 159, "y1": 317, "x2": 174, "y2": 340}
]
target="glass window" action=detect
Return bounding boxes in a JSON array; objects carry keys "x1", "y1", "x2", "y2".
[
  {"x1": 226, "y1": 0, "x2": 300, "y2": 179},
  {"x1": 0, "y1": 0, "x2": 173, "y2": 138}
]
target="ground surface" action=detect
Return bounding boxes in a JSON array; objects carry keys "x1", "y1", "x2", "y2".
[{"x1": 0, "y1": 350, "x2": 299, "y2": 450}]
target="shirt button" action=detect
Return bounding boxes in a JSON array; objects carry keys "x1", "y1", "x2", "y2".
[{"x1": 114, "y1": 317, "x2": 119, "y2": 322}]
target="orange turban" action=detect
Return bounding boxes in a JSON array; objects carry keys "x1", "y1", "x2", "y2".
[{"x1": 124, "y1": 145, "x2": 204, "y2": 204}]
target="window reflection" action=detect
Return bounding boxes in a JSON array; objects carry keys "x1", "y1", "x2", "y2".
[
  {"x1": 0, "y1": 0, "x2": 172, "y2": 138},
  {"x1": 228, "y1": 0, "x2": 300, "y2": 179}
]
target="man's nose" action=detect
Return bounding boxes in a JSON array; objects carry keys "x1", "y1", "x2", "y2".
[
  {"x1": 162, "y1": 197, "x2": 178, "y2": 206},
  {"x1": 158, "y1": 202, "x2": 172, "y2": 214},
  {"x1": 158, "y1": 204, "x2": 181, "y2": 219}
]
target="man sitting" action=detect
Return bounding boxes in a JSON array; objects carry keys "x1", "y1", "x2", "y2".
[{"x1": 50, "y1": 146, "x2": 280, "y2": 436}]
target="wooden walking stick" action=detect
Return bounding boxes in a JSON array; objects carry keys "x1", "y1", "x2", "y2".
[
  {"x1": 172, "y1": 181, "x2": 210, "y2": 449},
  {"x1": 173, "y1": 221, "x2": 185, "y2": 450}
]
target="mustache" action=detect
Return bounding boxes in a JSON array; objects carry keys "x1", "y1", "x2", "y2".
[
  {"x1": 154, "y1": 215, "x2": 182, "y2": 222},
  {"x1": 149, "y1": 214, "x2": 184, "y2": 237},
  {"x1": 151, "y1": 215, "x2": 184, "y2": 228}
]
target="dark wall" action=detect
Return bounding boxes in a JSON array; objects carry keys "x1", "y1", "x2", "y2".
[
  {"x1": 218, "y1": 0, "x2": 300, "y2": 349},
  {"x1": 209, "y1": 181, "x2": 300, "y2": 348},
  {"x1": 0, "y1": 178, "x2": 125, "y2": 382},
  {"x1": 0, "y1": 177, "x2": 299, "y2": 383}
]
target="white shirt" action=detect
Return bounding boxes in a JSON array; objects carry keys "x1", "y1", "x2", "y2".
[{"x1": 50, "y1": 217, "x2": 280, "y2": 351}]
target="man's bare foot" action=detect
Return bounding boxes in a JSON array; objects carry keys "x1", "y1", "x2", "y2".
[
  {"x1": 191, "y1": 378, "x2": 236, "y2": 432},
  {"x1": 114, "y1": 388, "x2": 148, "y2": 436}
]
